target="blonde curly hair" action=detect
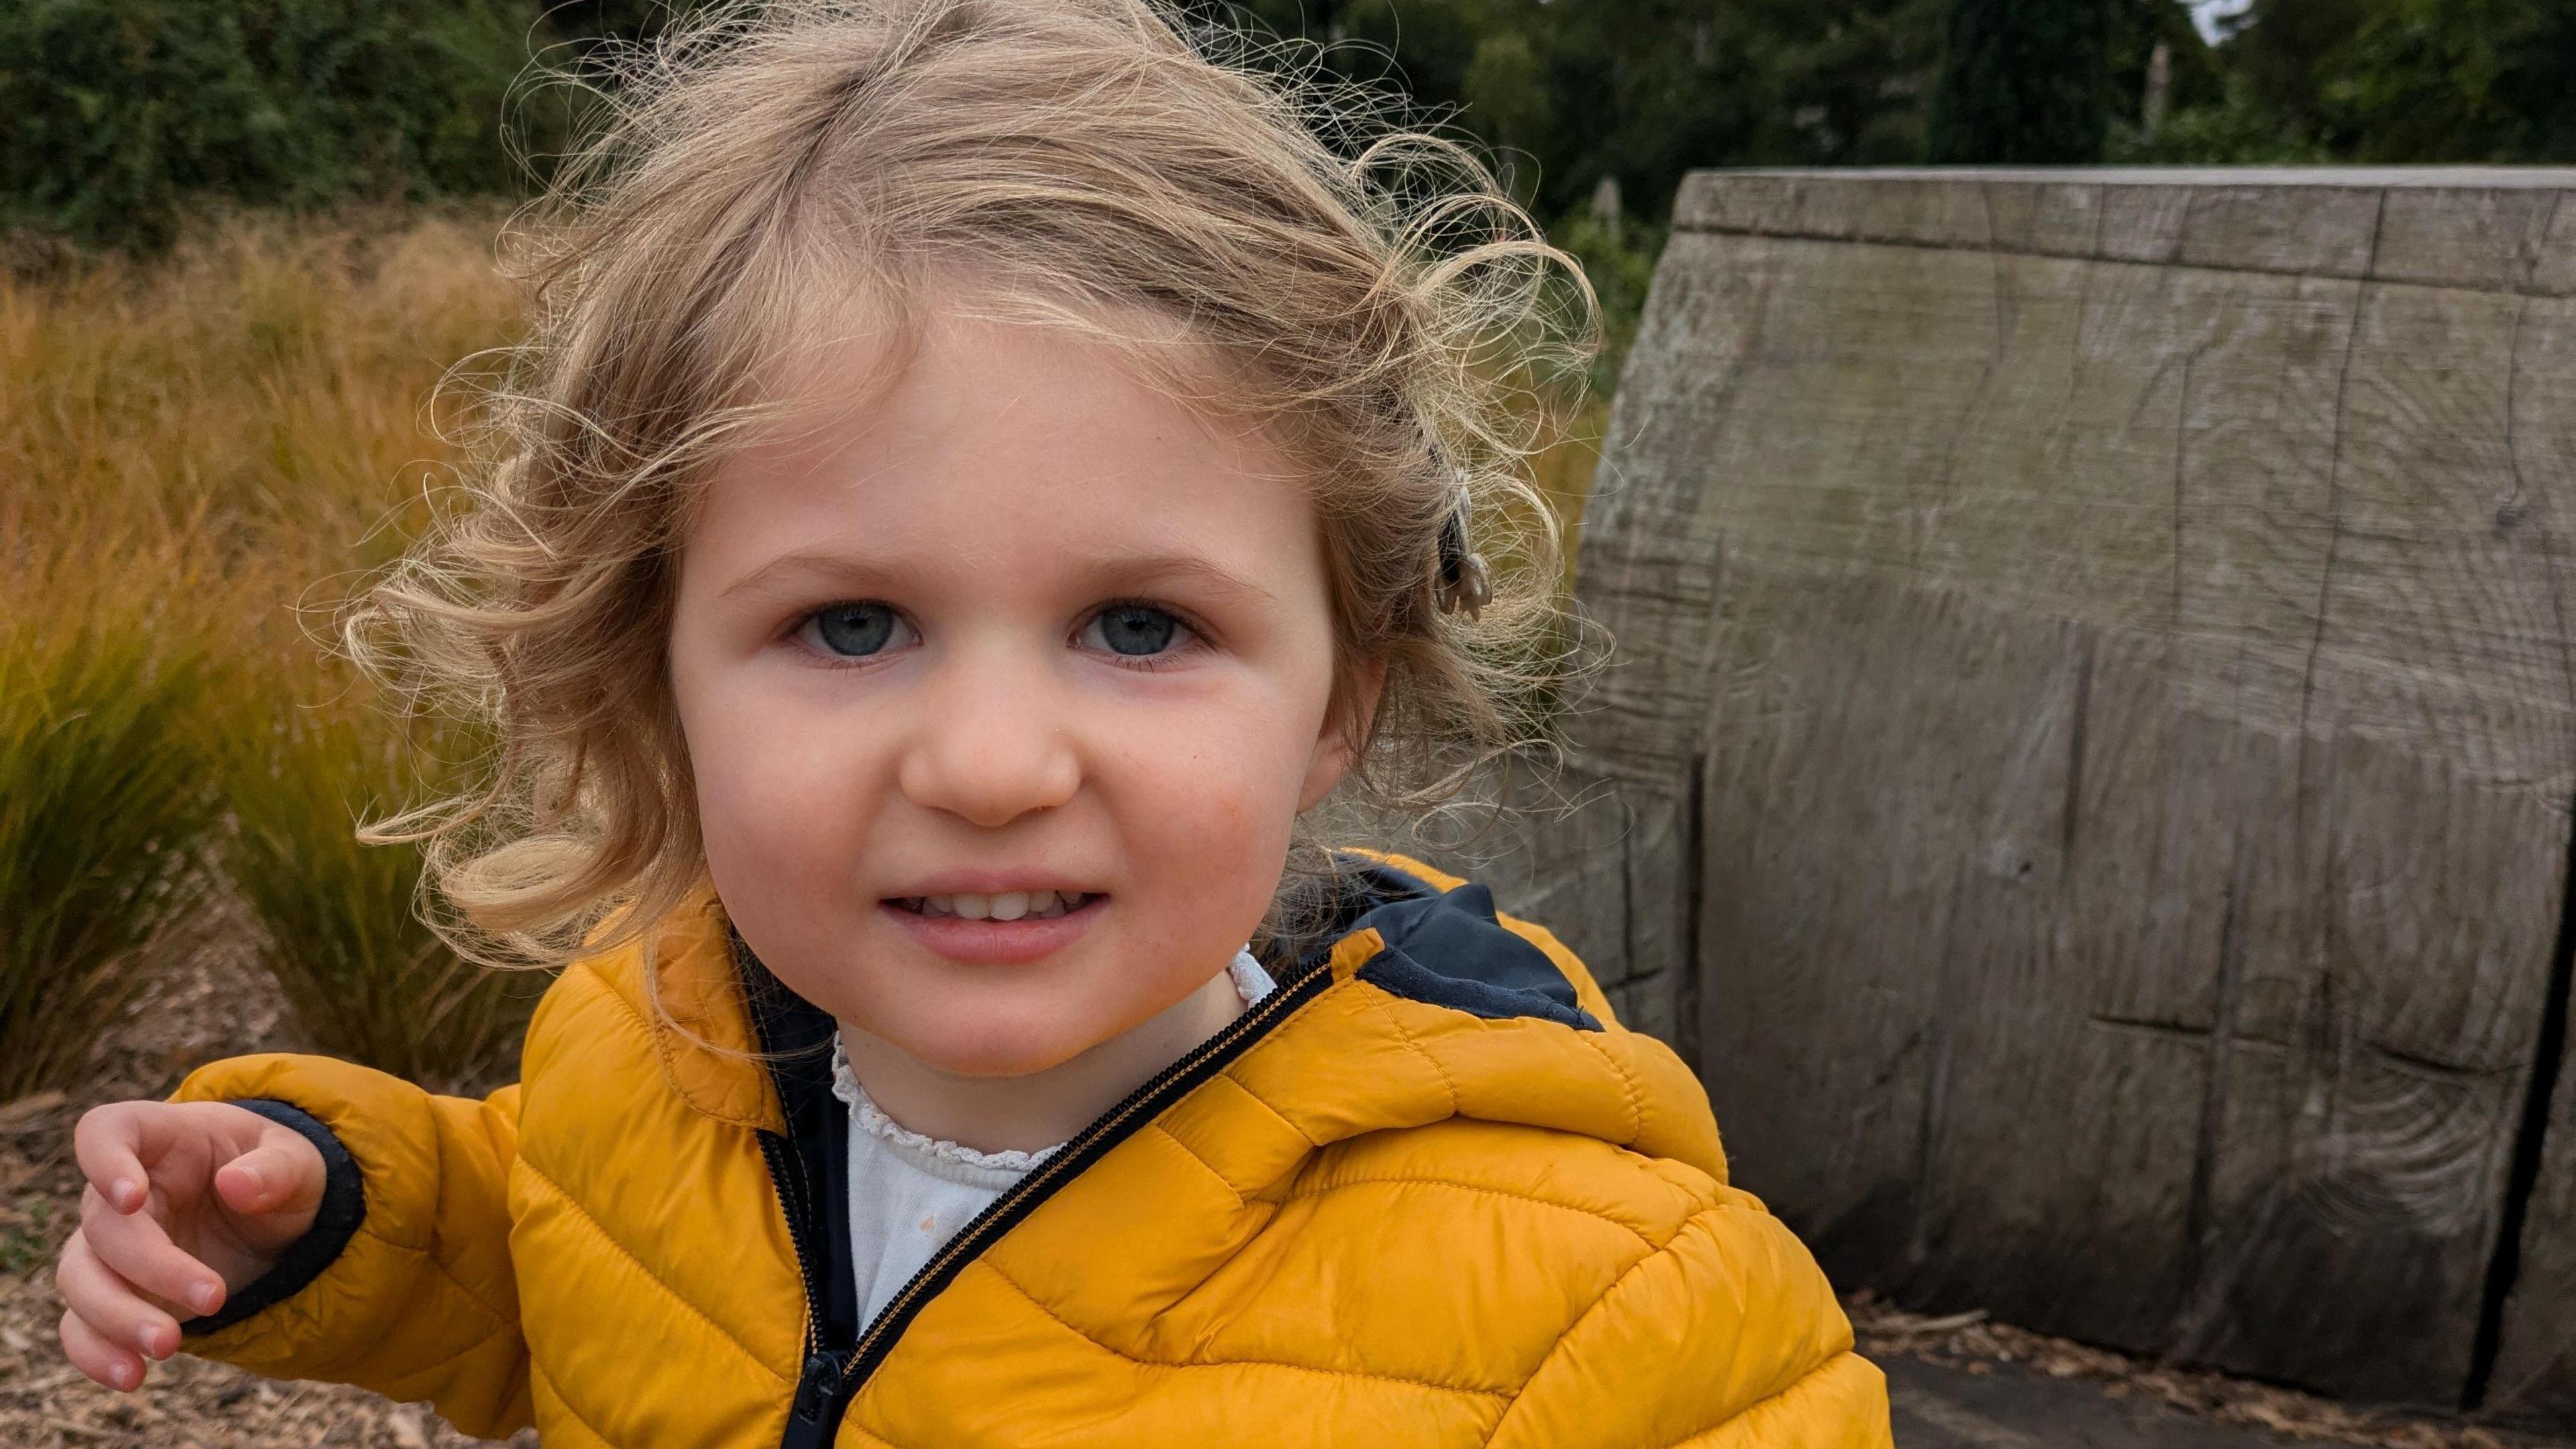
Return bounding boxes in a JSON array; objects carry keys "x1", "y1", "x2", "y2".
[{"x1": 353, "y1": 0, "x2": 1597, "y2": 971}]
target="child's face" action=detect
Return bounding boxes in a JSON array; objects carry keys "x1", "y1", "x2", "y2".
[{"x1": 668, "y1": 305, "x2": 1360, "y2": 1079}]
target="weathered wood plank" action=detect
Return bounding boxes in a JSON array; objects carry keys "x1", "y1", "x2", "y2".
[
  {"x1": 2175, "y1": 280, "x2": 2574, "y2": 1401},
  {"x1": 1673, "y1": 169, "x2": 2576, "y2": 294},
  {"x1": 1567, "y1": 170, "x2": 2576, "y2": 1417},
  {"x1": 2487, "y1": 264, "x2": 2576, "y2": 1430}
]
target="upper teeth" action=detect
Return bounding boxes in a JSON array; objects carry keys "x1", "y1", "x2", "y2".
[{"x1": 912, "y1": 890, "x2": 1084, "y2": 920}]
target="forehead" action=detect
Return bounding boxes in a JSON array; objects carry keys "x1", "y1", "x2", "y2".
[{"x1": 684, "y1": 305, "x2": 1320, "y2": 586}]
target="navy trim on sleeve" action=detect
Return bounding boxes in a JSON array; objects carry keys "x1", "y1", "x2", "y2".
[{"x1": 178, "y1": 1098, "x2": 368, "y2": 1337}]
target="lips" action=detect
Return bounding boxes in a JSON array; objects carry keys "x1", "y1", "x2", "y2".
[
  {"x1": 880, "y1": 889, "x2": 1107, "y2": 965},
  {"x1": 892, "y1": 889, "x2": 1095, "y2": 921}
]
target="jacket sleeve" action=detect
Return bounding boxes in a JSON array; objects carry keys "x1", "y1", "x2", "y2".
[
  {"x1": 1483, "y1": 1185, "x2": 1893, "y2": 1449},
  {"x1": 169, "y1": 1052, "x2": 533, "y2": 1439}
]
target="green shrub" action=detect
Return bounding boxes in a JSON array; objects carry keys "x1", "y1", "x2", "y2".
[
  {"x1": 218, "y1": 659, "x2": 541, "y2": 1091},
  {"x1": 2106, "y1": 81, "x2": 2332, "y2": 163},
  {"x1": 1927, "y1": 0, "x2": 2116, "y2": 164},
  {"x1": 0, "y1": 0, "x2": 570, "y2": 251},
  {"x1": 0, "y1": 577, "x2": 223, "y2": 1099}
]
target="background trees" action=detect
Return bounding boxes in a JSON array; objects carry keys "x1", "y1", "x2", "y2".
[
  {"x1": 2226, "y1": 0, "x2": 2576, "y2": 162},
  {"x1": 3, "y1": 0, "x2": 2571, "y2": 252},
  {"x1": 1924, "y1": 0, "x2": 2117, "y2": 164},
  {"x1": 0, "y1": 0, "x2": 560, "y2": 250}
]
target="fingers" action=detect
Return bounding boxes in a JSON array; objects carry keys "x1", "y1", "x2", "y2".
[
  {"x1": 71, "y1": 1103, "x2": 160, "y2": 1216},
  {"x1": 212, "y1": 1128, "x2": 326, "y2": 1222},
  {"x1": 64, "y1": 1099, "x2": 321, "y2": 1303},
  {"x1": 59, "y1": 1301, "x2": 147, "y2": 1393},
  {"x1": 54, "y1": 1230, "x2": 178, "y2": 1386},
  {"x1": 80, "y1": 1183, "x2": 226, "y2": 1319}
]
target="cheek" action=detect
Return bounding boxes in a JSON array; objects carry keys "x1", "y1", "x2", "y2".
[
  {"x1": 1107, "y1": 708, "x2": 1313, "y2": 912},
  {"x1": 1161, "y1": 777, "x2": 1264, "y2": 866},
  {"x1": 671, "y1": 651, "x2": 877, "y2": 891}
]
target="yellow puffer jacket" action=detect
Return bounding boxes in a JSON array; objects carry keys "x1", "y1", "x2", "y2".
[{"x1": 173, "y1": 853, "x2": 1889, "y2": 1447}]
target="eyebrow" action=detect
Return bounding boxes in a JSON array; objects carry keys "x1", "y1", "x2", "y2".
[
  {"x1": 717, "y1": 551, "x2": 892, "y2": 602},
  {"x1": 1088, "y1": 551, "x2": 1280, "y2": 608},
  {"x1": 716, "y1": 547, "x2": 1279, "y2": 608}
]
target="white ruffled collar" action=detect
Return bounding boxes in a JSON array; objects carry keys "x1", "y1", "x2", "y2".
[{"x1": 828, "y1": 947, "x2": 1276, "y2": 1175}]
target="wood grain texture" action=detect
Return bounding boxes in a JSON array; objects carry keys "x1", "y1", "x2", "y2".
[
  {"x1": 2486, "y1": 263, "x2": 2576, "y2": 1430},
  {"x1": 1561, "y1": 170, "x2": 2576, "y2": 1418}
]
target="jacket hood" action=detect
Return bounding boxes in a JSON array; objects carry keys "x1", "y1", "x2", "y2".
[{"x1": 609, "y1": 849, "x2": 1727, "y2": 1189}]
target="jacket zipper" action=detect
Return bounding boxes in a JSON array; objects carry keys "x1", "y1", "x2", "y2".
[
  {"x1": 761, "y1": 957, "x2": 1336, "y2": 1448},
  {"x1": 761, "y1": 1130, "x2": 849, "y2": 1449}
]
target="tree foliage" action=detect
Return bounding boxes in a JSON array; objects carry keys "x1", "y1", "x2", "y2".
[
  {"x1": 3, "y1": 0, "x2": 2570, "y2": 254},
  {"x1": 0, "y1": 0, "x2": 572, "y2": 250},
  {"x1": 1223, "y1": 0, "x2": 1960, "y2": 222},
  {"x1": 1925, "y1": 0, "x2": 2113, "y2": 164},
  {"x1": 2225, "y1": 0, "x2": 2576, "y2": 162}
]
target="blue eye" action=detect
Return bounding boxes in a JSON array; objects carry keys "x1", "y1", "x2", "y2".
[
  {"x1": 805, "y1": 602, "x2": 902, "y2": 658},
  {"x1": 1085, "y1": 603, "x2": 1183, "y2": 657}
]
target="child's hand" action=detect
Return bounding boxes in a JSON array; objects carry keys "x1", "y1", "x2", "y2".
[{"x1": 54, "y1": 1100, "x2": 327, "y2": 1391}]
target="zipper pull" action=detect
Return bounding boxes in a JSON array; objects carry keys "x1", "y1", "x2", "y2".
[
  {"x1": 792, "y1": 1348, "x2": 848, "y2": 1422},
  {"x1": 782, "y1": 1348, "x2": 853, "y2": 1448}
]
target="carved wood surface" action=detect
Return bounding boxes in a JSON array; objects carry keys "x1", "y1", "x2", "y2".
[{"x1": 1527, "y1": 170, "x2": 2576, "y2": 1420}]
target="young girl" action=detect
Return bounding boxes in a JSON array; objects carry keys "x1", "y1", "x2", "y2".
[{"x1": 53, "y1": 1, "x2": 1890, "y2": 1443}]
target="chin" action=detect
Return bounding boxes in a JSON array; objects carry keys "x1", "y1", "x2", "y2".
[{"x1": 903, "y1": 1024, "x2": 1100, "y2": 1081}]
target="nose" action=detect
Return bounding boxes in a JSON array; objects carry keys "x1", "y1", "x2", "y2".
[{"x1": 895, "y1": 639, "x2": 1081, "y2": 828}]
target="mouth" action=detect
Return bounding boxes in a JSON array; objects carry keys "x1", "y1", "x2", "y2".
[
  {"x1": 879, "y1": 888, "x2": 1109, "y2": 965},
  {"x1": 887, "y1": 889, "x2": 1101, "y2": 922}
]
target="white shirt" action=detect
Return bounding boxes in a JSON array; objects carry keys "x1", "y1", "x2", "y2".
[{"x1": 828, "y1": 949, "x2": 1279, "y2": 1325}]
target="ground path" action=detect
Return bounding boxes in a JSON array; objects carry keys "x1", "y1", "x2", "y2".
[
  {"x1": 1860, "y1": 1300, "x2": 2570, "y2": 1449},
  {"x1": 1894, "y1": 1356, "x2": 2378, "y2": 1448}
]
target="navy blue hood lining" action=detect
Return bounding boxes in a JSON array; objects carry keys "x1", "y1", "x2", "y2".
[
  {"x1": 1342, "y1": 873, "x2": 1603, "y2": 1033},
  {"x1": 1266, "y1": 855, "x2": 1602, "y2": 1034}
]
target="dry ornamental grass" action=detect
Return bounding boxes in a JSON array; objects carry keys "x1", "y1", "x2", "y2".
[
  {"x1": 0, "y1": 203, "x2": 547, "y2": 1093},
  {"x1": 0, "y1": 204, "x2": 549, "y2": 1443}
]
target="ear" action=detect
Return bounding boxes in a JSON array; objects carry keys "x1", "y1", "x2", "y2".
[{"x1": 1298, "y1": 655, "x2": 1389, "y2": 812}]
